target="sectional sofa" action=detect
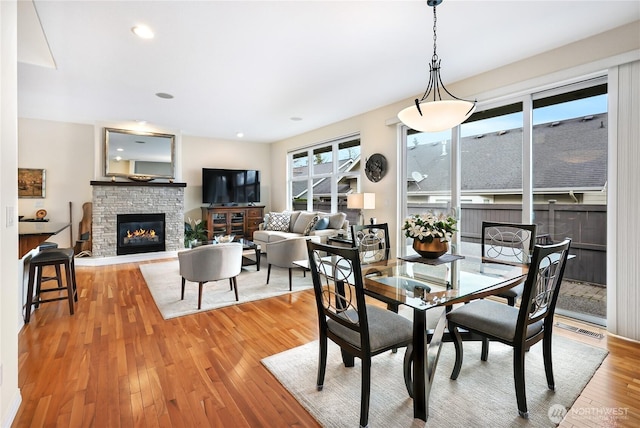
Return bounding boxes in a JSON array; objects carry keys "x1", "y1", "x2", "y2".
[{"x1": 253, "y1": 210, "x2": 349, "y2": 254}]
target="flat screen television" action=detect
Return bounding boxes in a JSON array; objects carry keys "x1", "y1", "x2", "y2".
[{"x1": 202, "y1": 168, "x2": 260, "y2": 205}]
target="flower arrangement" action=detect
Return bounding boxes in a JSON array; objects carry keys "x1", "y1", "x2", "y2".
[
  {"x1": 402, "y1": 212, "x2": 457, "y2": 243},
  {"x1": 184, "y1": 218, "x2": 209, "y2": 247}
]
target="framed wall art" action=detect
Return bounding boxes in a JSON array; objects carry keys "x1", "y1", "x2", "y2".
[{"x1": 18, "y1": 168, "x2": 46, "y2": 198}]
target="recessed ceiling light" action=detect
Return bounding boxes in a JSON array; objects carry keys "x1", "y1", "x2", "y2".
[
  {"x1": 290, "y1": 117, "x2": 303, "y2": 121},
  {"x1": 136, "y1": 120, "x2": 147, "y2": 125},
  {"x1": 116, "y1": 148, "x2": 124, "y2": 152},
  {"x1": 155, "y1": 92, "x2": 174, "y2": 99},
  {"x1": 236, "y1": 132, "x2": 244, "y2": 138},
  {"x1": 132, "y1": 25, "x2": 154, "y2": 39}
]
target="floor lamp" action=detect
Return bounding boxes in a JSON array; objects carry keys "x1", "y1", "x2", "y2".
[{"x1": 347, "y1": 193, "x2": 376, "y2": 225}]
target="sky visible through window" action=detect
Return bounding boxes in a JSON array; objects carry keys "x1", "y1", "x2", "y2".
[{"x1": 412, "y1": 94, "x2": 607, "y2": 145}]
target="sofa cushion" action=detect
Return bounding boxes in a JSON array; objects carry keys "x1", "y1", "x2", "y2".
[
  {"x1": 288, "y1": 211, "x2": 301, "y2": 231},
  {"x1": 253, "y1": 230, "x2": 300, "y2": 244},
  {"x1": 303, "y1": 215, "x2": 320, "y2": 236},
  {"x1": 313, "y1": 217, "x2": 330, "y2": 230},
  {"x1": 324, "y1": 212, "x2": 347, "y2": 230},
  {"x1": 265, "y1": 212, "x2": 291, "y2": 231},
  {"x1": 292, "y1": 211, "x2": 317, "y2": 234}
]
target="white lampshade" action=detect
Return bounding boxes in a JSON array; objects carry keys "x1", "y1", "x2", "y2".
[
  {"x1": 397, "y1": 99, "x2": 476, "y2": 133},
  {"x1": 347, "y1": 193, "x2": 375, "y2": 210}
]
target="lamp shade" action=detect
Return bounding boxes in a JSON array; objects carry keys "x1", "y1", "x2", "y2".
[
  {"x1": 398, "y1": 99, "x2": 476, "y2": 133},
  {"x1": 347, "y1": 193, "x2": 375, "y2": 209}
]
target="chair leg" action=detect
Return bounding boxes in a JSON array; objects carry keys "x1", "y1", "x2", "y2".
[
  {"x1": 507, "y1": 296, "x2": 516, "y2": 306},
  {"x1": 403, "y1": 344, "x2": 414, "y2": 398},
  {"x1": 317, "y1": 334, "x2": 328, "y2": 391},
  {"x1": 229, "y1": 278, "x2": 233, "y2": 291},
  {"x1": 181, "y1": 277, "x2": 186, "y2": 300},
  {"x1": 513, "y1": 345, "x2": 528, "y2": 418},
  {"x1": 543, "y1": 332, "x2": 555, "y2": 390},
  {"x1": 360, "y1": 357, "x2": 372, "y2": 428},
  {"x1": 450, "y1": 324, "x2": 464, "y2": 380},
  {"x1": 232, "y1": 277, "x2": 239, "y2": 301},
  {"x1": 481, "y1": 337, "x2": 490, "y2": 361},
  {"x1": 341, "y1": 348, "x2": 355, "y2": 367},
  {"x1": 198, "y1": 282, "x2": 204, "y2": 310},
  {"x1": 288, "y1": 268, "x2": 293, "y2": 291},
  {"x1": 267, "y1": 264, "x2": 272, "y2": 284}
]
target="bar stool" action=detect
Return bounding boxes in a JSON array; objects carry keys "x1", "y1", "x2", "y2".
[{"x1": 25, "y1": 247, "x2": 78, "y2": 323}]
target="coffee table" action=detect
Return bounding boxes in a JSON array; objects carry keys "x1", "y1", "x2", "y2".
[{"x1": 240, "y1": 239, "x2": 261, "y2": 271}]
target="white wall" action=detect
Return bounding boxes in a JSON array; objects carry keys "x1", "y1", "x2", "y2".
[
  {"x1": 1, "y1": 1, "x2": 22, "y2": 426},
  {"x1": 18, "y1": 118, "x2": 94, "y2": 247}
]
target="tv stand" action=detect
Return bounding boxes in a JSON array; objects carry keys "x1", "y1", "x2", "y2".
[{"x1": 202, "y1": 205, "x2": 265, "y2": 241}]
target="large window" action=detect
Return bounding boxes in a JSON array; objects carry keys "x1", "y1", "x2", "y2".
[
  {"x1": 289, "y1": 135, "x2": 361, "y2": 219},
  {"x1": 401, "y1": 77, "x2": 608, "y2": 323}
]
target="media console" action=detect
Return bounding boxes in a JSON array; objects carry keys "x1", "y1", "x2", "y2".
[{"x1": 201, "y1": 205, "x2": 265, "y2": 241}]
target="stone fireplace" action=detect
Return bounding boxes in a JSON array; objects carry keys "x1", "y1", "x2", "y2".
[{"x1": 91, "y1": 181, "x2": 185, "y2": 257}]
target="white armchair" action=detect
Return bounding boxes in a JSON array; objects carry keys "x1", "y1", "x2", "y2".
[
  {"x1": 178, "y1": 243, "x2": 243, "y2": 309},
  {"x1": 266, "y1": 236, "x2": 321, "y2": 291}
]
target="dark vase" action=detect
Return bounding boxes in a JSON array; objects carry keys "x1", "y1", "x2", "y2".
[{"x1": 413, "y1": 239, "x2": 448, "y2": 259}]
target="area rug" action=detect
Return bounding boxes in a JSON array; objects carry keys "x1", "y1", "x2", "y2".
[
  {"x1": 139, "y1": 259, "x2": 313, "y2": 319},
  {"x1": 262, "y1": 336, "x2": 607, "y2": 427}
]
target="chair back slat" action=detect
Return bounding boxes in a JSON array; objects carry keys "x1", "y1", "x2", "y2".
[
  {"x1": 482, "y1": 221, "x2": 537, "y2": 264},
  {"x1": 351, "y1": 223, "x2": 391, "y2": 264},
  {"x1": 517, "y1": 239, "x2": 571, "y2": 338}
]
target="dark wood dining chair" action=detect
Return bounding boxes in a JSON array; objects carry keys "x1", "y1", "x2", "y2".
[
  {"x1": 306, "y1": 241, "x2": 413, "y2": 428},
  {"x1": 447, "y1": 239, "x2": 572, "y2": 418}
]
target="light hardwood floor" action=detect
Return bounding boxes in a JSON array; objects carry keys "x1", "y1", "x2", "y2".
[{"x1": 13, "y1": 260, "x2": 640, "y2": 427}]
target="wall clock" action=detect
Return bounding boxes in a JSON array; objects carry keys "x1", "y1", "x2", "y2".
[{"x1": 365, "y1": 153, "x2": 387, "y2": 183}]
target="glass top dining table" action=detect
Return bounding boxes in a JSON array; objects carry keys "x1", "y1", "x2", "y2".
[{"x1": 296, "y1": 250, "x2": 528, "y2": 422}]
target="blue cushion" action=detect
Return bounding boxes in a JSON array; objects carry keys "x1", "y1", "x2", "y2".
[{"x1": 313, "y1": 217, "x2": 330, "y2": 230}]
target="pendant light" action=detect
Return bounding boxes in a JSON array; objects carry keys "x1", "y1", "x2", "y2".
[{"x1": 398, "y1": 0, "x2": 476, "y2": 133}]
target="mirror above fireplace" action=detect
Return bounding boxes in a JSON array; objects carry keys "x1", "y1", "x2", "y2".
[{"x1": 104, "y1": 128, "x2": 176, "y2": 180}]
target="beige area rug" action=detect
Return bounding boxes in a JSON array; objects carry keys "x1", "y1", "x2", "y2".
[
  {"x1": 139, "y1": 259, "x2": 313, "y2": 319},
  {"x1": 262, "y1": 336, "x2": 607, "y2": 427}
]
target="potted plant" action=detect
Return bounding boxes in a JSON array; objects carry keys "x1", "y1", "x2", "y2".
[
  {"x1": 184, "y1": 218, "x2": 209, "y2": 248},
  {"x1": 402, "y1": 212, "x2": 457, "y2": 258}
]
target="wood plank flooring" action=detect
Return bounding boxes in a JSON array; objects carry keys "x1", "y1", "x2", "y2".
[{"x1": 13, "y1": 260, "x2": 640, "y2": 427}]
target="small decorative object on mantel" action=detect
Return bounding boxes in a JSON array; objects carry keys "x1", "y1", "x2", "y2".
[
  {"x1": 128, "y1": 175, "x2": 154, "y2": 182},
  {"x1": 365, "y1": 153, "x2": 387, "y2": 183},
  {"x1": 402, "y1": 211, "x2": 457, "y2": 258}
]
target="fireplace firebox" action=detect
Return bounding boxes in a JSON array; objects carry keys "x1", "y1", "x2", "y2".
[{"x1": 116, "y1": 213, "x2": 166, "y2": 255}]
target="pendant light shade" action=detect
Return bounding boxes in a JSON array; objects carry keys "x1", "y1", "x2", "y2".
[
  {"x1": 398, "y1": 0, "x2": 476, "y2": 133},
  {"x1": 398, "y1": 99, "x2": 475, "y2": 133}
]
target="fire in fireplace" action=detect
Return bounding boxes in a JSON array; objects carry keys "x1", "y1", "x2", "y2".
[{"x1": 117, "y1": 213, "x2": 166, "y2": 255}]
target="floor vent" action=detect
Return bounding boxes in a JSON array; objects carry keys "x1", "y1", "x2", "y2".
[{"x1": 555, "y1": 322, "x2": 604, "y2": 339}]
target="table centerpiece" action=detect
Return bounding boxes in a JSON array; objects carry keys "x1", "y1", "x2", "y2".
[{"x1": 402, "y1": 212, "x2": 457, "y2": 258}]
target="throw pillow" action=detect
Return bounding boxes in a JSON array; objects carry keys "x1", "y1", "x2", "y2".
[
  {"x1": 265, "y1": 212, "x2": 291, "y2": 232},
  {"x1": 292, "y1": 211, "x2": 317, "y2": 234},
  {"x1": 313, "y1": 217, "x2": 330, "y2": 231},
  {"x1": 303, "y1": 215, "x2": 320, "y2": 236},
  {"x1": 327, "y1": 212, "x2": 347, "y2": 230}
]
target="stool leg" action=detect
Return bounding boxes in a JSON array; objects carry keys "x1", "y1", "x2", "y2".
[
  {"x1": 64, "y1": 260, "x2": 75, "y2": 315},
  {"x1": 34, "y1": 265, "x2": 45, "y2": 309},
  {"x1": 70, "y1": 257, "x2": 78, "y2": 302},
  {"x1": 25, "y1": 263, "x2": 37, "y2": 323}
]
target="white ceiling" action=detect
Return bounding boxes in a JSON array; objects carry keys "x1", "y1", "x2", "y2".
[{"x1": 18, "y1": 1, "x2": 640, "y2": 143}]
